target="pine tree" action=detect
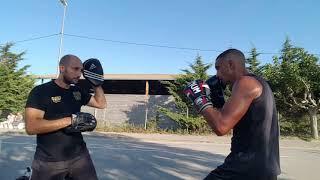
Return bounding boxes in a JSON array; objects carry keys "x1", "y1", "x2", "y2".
[
  {"x1": 159, "y1": 55, "x2": 212, "y2": 132},
  {"x1": 0, "y1": 43, "x2": 35, "y2": 117},
  {"x1": 246, "y1": 47, "x2": 262, "y2": 75}
]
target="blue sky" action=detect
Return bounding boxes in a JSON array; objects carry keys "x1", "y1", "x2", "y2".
[{"x1": 0, "y1": 0, "x2": 319, "y2": 75}]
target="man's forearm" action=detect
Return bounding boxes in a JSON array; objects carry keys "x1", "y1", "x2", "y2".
[
  {"x1": 93, "y1": 86, "x2": 107, "y2": 108},
  {"x1": 26, "y1": 117, "x2": 71, "y2": 135},
  {"x1": 201, "y1": 107, "x2": 226, "y2": 136}
]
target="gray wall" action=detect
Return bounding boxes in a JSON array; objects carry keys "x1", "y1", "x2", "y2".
[{"x1": 81, "y1": 94, "x2": 177, "y2": 128}]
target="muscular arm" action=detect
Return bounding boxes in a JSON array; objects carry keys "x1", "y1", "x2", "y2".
[
  {"x1": 25, "y1": 108, "x2": 71, "y2": 135},
  {"x1": 87, "y1": 86, "x2": 107, "y2": 109},
  {"x1": 201, "y1": 76, "x2": 262, "y2": 136}
]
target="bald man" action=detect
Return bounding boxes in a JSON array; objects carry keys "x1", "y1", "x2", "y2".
[
  {"x1": 186, "y1": 49, "x2": 281, "y2": 179},
  {"x1": 25, "y1": 54, "x2": 106, "y2": 180}
]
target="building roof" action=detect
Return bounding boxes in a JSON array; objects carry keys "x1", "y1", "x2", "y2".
[{"x1": 33, "y1": 74, "x2": 179, "y2": 80}]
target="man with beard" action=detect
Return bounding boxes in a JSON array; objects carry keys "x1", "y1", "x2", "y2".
[{"x1": 25, "y1": 54, "x2": 106, "y2": 180}]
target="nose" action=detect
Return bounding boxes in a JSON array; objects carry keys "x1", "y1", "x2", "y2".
[{"x1": 76, "y1": 70, "x2": 82, "y2": 78}]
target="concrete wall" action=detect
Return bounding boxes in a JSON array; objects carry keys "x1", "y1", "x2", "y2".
[{"x1": 81, "y1": 94, "x2": 177, "y2": 128}]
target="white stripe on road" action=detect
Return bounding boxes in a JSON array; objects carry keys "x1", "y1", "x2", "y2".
[
  {"x1": 88, "y1": 144, "x2": 290, "y2": 158},
  {"x1": 0, "y1": 141, "x2": 315, "y2": 159},
  {"x1": 0, "y1": 141, "x2": 36, "y2": 145},
  {"x1": 85, "y1": 136, "x2": 320, "y2": 151}
]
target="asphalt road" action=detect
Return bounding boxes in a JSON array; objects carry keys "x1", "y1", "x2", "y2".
[{"x1": 0, "y1": 132, "x2": 319, "y2": 180}]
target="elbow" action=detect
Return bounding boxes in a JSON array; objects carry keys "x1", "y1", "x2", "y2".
[
  {"x1": 26, "y1": 131, "x2": 35, "y2": 135},
  {"x1": 25, "y1": 122, "x2": 36, "y2": 135},
  {"x1": 25, "y1": 126, "x2": 36, "y2": 135},
  {"x1": 215, "y1": 131, "x2": 226, "y2": 136},
  {"x1": 101, "y1": 103, "x2": 107, "y2": 109},
  {"x1": 97, "y1": 102, "x2": 107, "y2": 109},
  {"x1": 215, "y1": 126, "x2": 229, "y2": 136}
]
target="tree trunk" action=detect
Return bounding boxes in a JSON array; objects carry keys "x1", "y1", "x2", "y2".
[
  {"x1": 186, "y1": 107, "x2": 189, "y2": 118},
  {"x1": 308, "y1": 108, "x2": 319, "y2": 139}
]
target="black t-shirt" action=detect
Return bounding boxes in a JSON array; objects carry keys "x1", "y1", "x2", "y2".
[
  {"x1": 222, "y1": 74, "x2": 281, "y2": 176},
  {"x1": 25, "y1": 81, "x2": 92, "y2": 162}
]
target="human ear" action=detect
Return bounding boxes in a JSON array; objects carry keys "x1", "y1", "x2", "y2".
[
  {"x1": 228, "y1": 60, "x2": 235, "y2": 70},
  {"x1": 59, "y1": 65, "x2": 65, "y2": 73}
]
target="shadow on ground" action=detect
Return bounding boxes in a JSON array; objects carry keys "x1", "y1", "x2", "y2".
[{"x1": 0, "y1": 132, "x2": 225, "y2": 180}]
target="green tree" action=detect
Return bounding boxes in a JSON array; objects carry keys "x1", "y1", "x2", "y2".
[
  {"x1": 0, "y1": 43, "x2": 35, "y2": 116},
  {"x1": 159, "y1": 55, "x2": 212, "y2": 132},
  {"x1": 263, "y1": 38, "x2": 320, "y2": 139},
  {"x1": 246, "y1": 47, "x2": 262, "y2": 75}
]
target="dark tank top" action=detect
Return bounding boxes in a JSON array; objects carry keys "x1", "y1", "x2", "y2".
[{"x1": 229, "y1": 74, "x2": 281, "y2": 176}]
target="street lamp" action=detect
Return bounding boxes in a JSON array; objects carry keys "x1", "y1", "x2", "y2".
[{"x1": 57, "y1": 0, "x2": 68, "y2": 76}]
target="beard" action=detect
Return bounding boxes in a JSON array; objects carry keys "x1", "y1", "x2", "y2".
[{"x1": 63, "y1": 76, "x2": 76, "y2": 85}]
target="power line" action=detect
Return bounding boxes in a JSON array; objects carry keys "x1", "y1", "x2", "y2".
[
  {"x1": 1, "y1": 32, "x2": 319, "y2": 56},
  {"x1": 63, "y1": 33, "x2": 320, "y2": 56},
  {"x1": 0, "y1": 33, "x2": 60, "y2": 46},
  {"x1": 64, "y1": 33, "x2": 223, "y2": 52}
]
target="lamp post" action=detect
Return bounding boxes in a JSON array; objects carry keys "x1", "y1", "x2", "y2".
[{"x1": 57, "y1": 0, "x2": 68, "y2": 76}]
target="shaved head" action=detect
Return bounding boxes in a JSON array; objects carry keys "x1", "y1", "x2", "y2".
[
  {"x1": 216, "y1": 49, "x2": 246, "y2": 67},
  {"x1": 59, "y1": 54, "x2": 81, "y2": 67},
  {"x1": 57, "y1": 54, "x2": 83, "y2": 85},
  {"x1": 215, "y1": 49, "x2": 248, "y2": 85}
]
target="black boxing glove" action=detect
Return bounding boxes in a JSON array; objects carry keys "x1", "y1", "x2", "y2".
[
  {"x1": 206, "y1": 75, "x2": 225, "y2": 108},
  {"x1": 83, "y1": 58, "x2": 104, "y2": 87},
  {"x1": 183, "y1": 80, "x2": 213, "y2": 113},
  {"x1": 64, "y1": 112, "x2": 97, "y2": 133}
]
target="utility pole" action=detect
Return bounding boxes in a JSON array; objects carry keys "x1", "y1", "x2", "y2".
[{"x1": 57, "y1": 0, "x2": 68, "y2": 76}]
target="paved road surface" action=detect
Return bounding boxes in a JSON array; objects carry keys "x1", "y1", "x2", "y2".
[{"x1": 0, "y1": 131, "x2": 319, "y2": 180}]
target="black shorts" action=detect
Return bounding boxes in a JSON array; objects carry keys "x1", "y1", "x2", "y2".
[
  {"x1": 31, "y1": 152, "x2": 97, "y2": 180},
  {"x1": 203, "y1": 153, "x2": 278, "y2": 180},
  {"x1": 203, "y1": 167, "x2": 278, "y2": 180}
]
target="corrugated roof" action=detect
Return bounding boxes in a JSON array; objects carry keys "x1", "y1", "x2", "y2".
[{"x1": 33, "y1": 74, "x2": 179, "y2": 80}]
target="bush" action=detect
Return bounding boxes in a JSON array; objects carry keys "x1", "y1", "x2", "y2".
[
  {"x1": 279, "y1": 115, "x2": 311, "y2": 138},
  {"x1": 146, "y1": 119, "x2": 159, "y2": 131}
]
